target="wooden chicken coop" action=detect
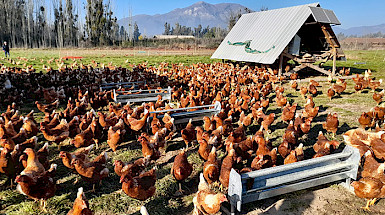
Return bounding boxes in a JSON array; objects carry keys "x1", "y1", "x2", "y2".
[{"x1": 211, "y1": 3, "x2": 345, "y2": 77}]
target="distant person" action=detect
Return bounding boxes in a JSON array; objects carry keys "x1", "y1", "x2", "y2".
[{"x1": 3, "y1": 41, "x2": 10, "y2": 58}]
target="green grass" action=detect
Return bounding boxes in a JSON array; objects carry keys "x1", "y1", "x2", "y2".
[
  {"x1": 323, "y1": 50, "x2": 385, "y2": 78},
  {"x1": 1, "y1": 49, "x2": 385, "y2": 214},
  {"x1": 0, "y1": 48, "x2": 219, "y2": 71}
]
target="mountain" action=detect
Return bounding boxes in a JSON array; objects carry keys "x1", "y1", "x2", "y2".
[
  {"x1": 117, "y1": 1, "x2": 250, "y2": 36},
  {"x1": 333, "y1": 23, "x2": 385, "y2": 36}
]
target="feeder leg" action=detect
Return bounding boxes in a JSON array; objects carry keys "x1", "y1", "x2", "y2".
[{"x1": 231, "y1": 203, "x2": 236, "y2": 215}]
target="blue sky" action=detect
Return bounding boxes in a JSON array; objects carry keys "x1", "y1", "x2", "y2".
[{"x1": 112, "y1": 0, "x2": 385, "y2": 29}]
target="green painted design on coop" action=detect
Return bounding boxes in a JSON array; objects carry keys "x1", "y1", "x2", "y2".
[{"x1": 227, "y1": 40, "x2": 275, "y2": 54}]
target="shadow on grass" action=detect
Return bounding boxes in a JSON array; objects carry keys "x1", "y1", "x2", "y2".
[
  {"x1": 286, "y1": 93, "x2": 298, "y2": 98},
  {"x1": 360, "y1": 89, "x2": 371, "y2": 94},
  {"x1": 247, "y1": 123, "x2": 261, "y2": 135},
  {"x1": 305, "y1": 123, "x2": 323, "y2": 147},
  {"x1": 271, "y1": 121, "x2": 288, "y2": 131},
  {"x1": 296, "y1": 67, "x2": 328, "y2": 78},
  {"x1": 292, "y1": 65, "x2": 368, "y2": 82},
  {"x1": 166, "y1": 141, "x2": 185, "y2": 153},
  {"x1": 313, "y1": 112, "x2": 327, "y2": 123},
  {"x1": 318, "y1": 105, "x2": 328, "y2": 112},
  {"x1": 337, "y1": 123, "x2": 355, "y2": 135},
  {"x1": 310, "y1": 90, "x2": 323, "y2": 98},
  {"x1": 119, "y1": 140, "x2": 142, "y2": 151},
  {"x1": 341, "y1": 91, "x2": 354, "y2": 96},
  {"x1": 268, "y1": 136, "x2": 280, "y2": 144},
  {"x1": 322, "y1": 66, "x2": 367, "y2": 75},
  {"x1": 266, "y1": 107, "x2": 282, "y2": 115}
]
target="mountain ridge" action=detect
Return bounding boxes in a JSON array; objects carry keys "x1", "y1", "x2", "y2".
[
  {"x1": 117, "y1": 1, "x2": 249, "y2": 36},
  {"x1": 117, "y1": 1, "x2": 385, "y2": 38},
  {"x1": 333, "y1": 23, "x2": 385, "y2": 36}
]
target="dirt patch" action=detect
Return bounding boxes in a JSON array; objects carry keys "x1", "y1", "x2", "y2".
[
  {"x1": 344, "y1": 54, "x2": 360, "y2": 60},
  {"x1": 332, "y1": 103, "x2": 372, "y2": 114},
  {"x1": 327, "y1": 102, "x2": 372, "y2": 125},
  {"x1": 244, "y1": 184, "x2": 385, "y2": 215}
]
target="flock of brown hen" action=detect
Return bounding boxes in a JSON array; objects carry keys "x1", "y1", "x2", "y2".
[{"x1": 0, "y1": 62, "x2": 385, "y2": 214}]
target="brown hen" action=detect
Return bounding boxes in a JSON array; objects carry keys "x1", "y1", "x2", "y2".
[{"x1": 171, "y1": 149, "x2": 193, "y2": 195}]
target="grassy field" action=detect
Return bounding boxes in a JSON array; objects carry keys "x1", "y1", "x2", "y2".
[
  {"x1": 1, "y1": 48, "x2": 218, "y2": 70},
  {"x1": 1, "y1": 49, "x2": 385, "y2": 215}
]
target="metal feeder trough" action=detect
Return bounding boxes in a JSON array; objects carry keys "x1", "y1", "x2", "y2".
[{"x1": 227, "y1": 145, "x2": 360, "y2": 214}]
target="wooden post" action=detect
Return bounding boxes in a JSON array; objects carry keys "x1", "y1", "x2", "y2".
[
  {"x1": 332, "y1": 47, "x2": 337, "y2": 77},
  {"x1": 278, "y1": 53, "x2": 284, "y2": 77}
]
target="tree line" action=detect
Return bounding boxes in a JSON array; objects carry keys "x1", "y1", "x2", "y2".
[
  {"x1": 162, "y1": 7, "x2": 254, "y2": 39},
  {"x1": 0, "y1": 1, "x2": 255, "y2": 48},
  {"x1": 337, "y1": 32, "x2": 385, "y2": 40},
  {"x1": 162, "y1": 22, "x2": 227, "y2": 39},
  {"x1": 0, "y1": 0, "x2": 129, "y2": 48}
]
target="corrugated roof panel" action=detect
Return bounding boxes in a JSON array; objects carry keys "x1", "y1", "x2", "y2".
[{"x1": 323, "y1": 9, "x2": 341, "y2": 25}]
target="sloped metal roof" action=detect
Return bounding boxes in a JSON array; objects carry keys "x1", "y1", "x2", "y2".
[{"x1": 211, "y1": 3, "x2": 340, "y2": 64}]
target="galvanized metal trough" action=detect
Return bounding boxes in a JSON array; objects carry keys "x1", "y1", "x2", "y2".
[
  {"x1": 148, "y1": 101, "x2": 222, "y2": 125},
  {"x1": 113, "y1": 87, "x2": 171, "y2": 103},
  {"x1": 100, "y1": 81, "x2": 146, "y2": 90},
  {"x1": 227, "y1": 145, "x2": 360, "y2": 214}
]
